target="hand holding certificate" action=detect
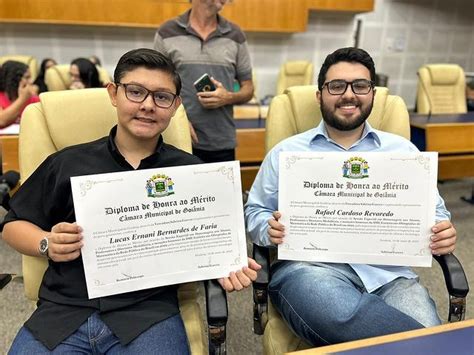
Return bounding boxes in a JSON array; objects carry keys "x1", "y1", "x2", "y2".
[
  {"x1": 278, "y1": 152, "x2": 438, "y2": 267},
  {"x1": 71, "y1": 161, "x2": 248, "y2": 298}
]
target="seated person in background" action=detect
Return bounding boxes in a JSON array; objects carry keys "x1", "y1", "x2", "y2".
[
  {"x1": 89, "y1": 55, "x2": 102, "y2": 66},
  {"x1": 245, "y1": 47, "x2": 456, "y2": 347},
  {"x1": 69, "y1": 57, "x2": 103, "y2": 89},
  {"x1": 467, "y1": 79, "x2": 474, "y2": 111},
  {"x1": 2, "y1": 48, "x2": 260, "y2": 353},
  {"x1": 0, "y1": 60, "x2": 39, "y2": 128},
  {"x1": 33, "y1": 58, "x2": 57, "y2": 94}
]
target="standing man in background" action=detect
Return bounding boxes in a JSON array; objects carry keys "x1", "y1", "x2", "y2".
[{"x1": 154, "y1": 0, "x2": 254, "y2": 163}]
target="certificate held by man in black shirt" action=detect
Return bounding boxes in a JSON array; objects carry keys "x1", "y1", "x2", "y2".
[{"x1": 71, "y1": 161, "x2": 247, "y2": 299}]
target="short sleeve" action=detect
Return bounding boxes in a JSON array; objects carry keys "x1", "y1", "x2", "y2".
[
  {"x1": 2, "y1": 155, "x2": 69, "y2": 232},
  {"x1": 153, "y1": 31, "x2": 169, "y2": 55},
  {"x1": 236, "y1": 41, "x2": 252, "y2": 82}
]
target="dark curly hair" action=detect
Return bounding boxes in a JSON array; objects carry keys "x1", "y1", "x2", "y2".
[
  {"x1": 70, "y1": 57, "x2": 102, "y2": 88},
  {"x1": 0, "y1": 60, "x2": 29, "y2": 101}
]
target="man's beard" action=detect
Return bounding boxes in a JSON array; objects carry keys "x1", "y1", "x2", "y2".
[{"x1": 320, "y1": 95, "x2": 374, "y2": 131}]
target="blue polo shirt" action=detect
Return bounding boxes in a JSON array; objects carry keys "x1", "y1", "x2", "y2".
[{"x1": 245, "y1": 121, "x2": 451, "y2": 292}]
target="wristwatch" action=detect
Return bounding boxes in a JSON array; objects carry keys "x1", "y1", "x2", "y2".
[{"x1": 39, "y1": 236, "x2": 50, "y2": 258}]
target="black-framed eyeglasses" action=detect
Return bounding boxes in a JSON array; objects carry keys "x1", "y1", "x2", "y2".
[
  {"x1": 116, "y1": 83, "x2": 177, "y2": 108},
  {"x1": 323, "y1": 79, "x2": 375, "y2": 95}
]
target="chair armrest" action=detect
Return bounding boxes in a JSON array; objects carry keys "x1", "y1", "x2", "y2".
[
  {"x1": 0, "y1": 273, "x2": 13, "y2": 289},
  {"x1": 204, "y1": 279, "x2": 227, "y2": 354},
  {"x1": 433, "y1": 254, "x2": 469, "y2": 322},
  {"x1": 433, "y1": 254, "x2": 469, "y2": 298},
  {"x1": 205, "y1": 279, "x2": 228, "y2": 324},
  {"x1": 253, "y1": 243, "x2": 270, "y2": 286},
  {"x1": 252, "y1": 244, "x2": 271, "y2": 335}
]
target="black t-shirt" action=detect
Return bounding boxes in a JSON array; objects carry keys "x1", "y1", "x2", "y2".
[{"x1": 3, "y1": 126, "x2": 202, "y2": 350}]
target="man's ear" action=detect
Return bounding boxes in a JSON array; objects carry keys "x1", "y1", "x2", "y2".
[
  {"x1": 106, "y1": 82, "x2": 118, "y2": 107},
  {"x1": 171, "y1": 96, "x2": 182, "y2": 115},
  {"x1": 316, "y1": 90, "x2": 322, "y2": 105},
  {"x1": 175, "y1": 96, "x2": 182, "y2": 108}
]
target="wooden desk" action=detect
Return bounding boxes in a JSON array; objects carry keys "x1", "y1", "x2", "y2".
[
  {"x1": 0, "y1": 135, "x2": 19, "y2": 173},
  {"x1": 234, "y1": 104, "x2": 268, "y2": 120},
  {"x1": 236, "y1": 128, "x2": 265, "y2": 164},
  {"x1": 235, "y1": 118, "x2": 266, "y2": 192},
  {"x1": 410, "y1": 112, "x2": 474, "y2": 180},
  {"x1": 289, "y1": 318, "x2": 474, "y2": 354}
]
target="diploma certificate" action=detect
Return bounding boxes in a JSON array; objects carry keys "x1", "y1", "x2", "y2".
[
  {"x1": 71, "y1": 161, "x2": 247, "y2": 298},
  {"x1": 278, "y1": 152, "x2": 438, "y2": 267}
]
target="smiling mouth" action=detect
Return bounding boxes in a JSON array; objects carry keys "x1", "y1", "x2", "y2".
[
  {"x1": 135, "y1": 117, "x2": 155, "y2": 123},
  {"x1": 336, "y1": 100, "x2": 361, "y2": 112},
  {"x1": 337, "y1": 100, "x2": 359, "y2": 107},
  {"x1": 337, "y1": 103, "x2": 359, "y2": 111}
]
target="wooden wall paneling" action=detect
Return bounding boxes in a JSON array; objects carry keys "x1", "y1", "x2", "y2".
[
  {"x1": 0, "y1": 0, "x2": 372, "y2": 32},
  {"x1": 0, "y1": 0, "x2": 190, "y2": 28},
  {"x1": 306, "y1": 0, "x2": 374, "y2": 12},
  {"x1": 221, "y1": 0, "x2": 308, "y2": 32}
]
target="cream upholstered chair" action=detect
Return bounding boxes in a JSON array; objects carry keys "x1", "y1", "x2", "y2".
[
  {"x1": 252, "y1": 85, "x2": 469, "y2": 354},
  {"x1": 0, "y1": 55, "x2": 38, "y2": 80},
  {"x1": 276, "y1": 61, "x2": 314, "y2": 95},
  {"x1": 416, "y1": 64, "x2": 467, "y2": 114},
  {"x1": 19, "y1": 88, "x2": 226, "y2": 354},
  {"x1": 44, "y1": 64, "x2": 111, "y2": 91}
]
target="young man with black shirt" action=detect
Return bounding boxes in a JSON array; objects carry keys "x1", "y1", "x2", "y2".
[{"x1": 2, "y1": 48, "x2": 259, "y2": 353}]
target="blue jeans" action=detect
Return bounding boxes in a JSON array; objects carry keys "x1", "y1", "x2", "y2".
[
  {"x1": 269, "y1": 261, "x2": 441, "y2": 346},
  {"x1": 9, "y1": 313, "x2": 190, "y2": 354}
]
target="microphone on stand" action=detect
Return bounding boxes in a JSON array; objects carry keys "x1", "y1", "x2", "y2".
[
  {"x1": 416, "y1": 71, "x2": 433, "y2": 121},
  {"x1": 0, "y1": 170, "x2": 20, "y2": 210}
]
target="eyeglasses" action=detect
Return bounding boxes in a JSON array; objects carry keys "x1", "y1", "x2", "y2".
[
  {"x1": 116, "y1": 83, "x2": 177, "y2": 108},
  {"x1": 323, "y1": 79, "x2": 374, "y2": 95}
]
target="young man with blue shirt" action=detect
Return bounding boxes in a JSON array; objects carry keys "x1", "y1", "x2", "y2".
[{"x1": 245, "y1": 47, "x2": 457, "y2": 346}]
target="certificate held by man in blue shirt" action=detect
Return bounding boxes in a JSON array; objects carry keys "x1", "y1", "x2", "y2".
[{"x1": 278, "y1": 151, "x2": 438, "y2": 267}]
